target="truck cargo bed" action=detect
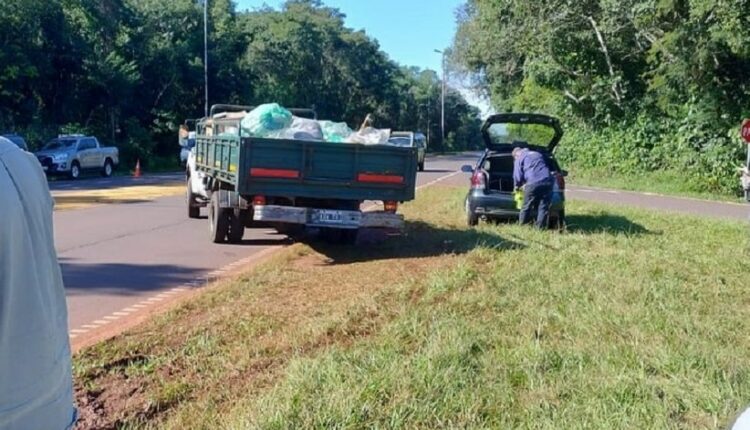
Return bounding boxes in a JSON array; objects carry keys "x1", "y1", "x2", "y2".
[{"x1": 195, "y1": 136, "x2": 418, "y2": 202}]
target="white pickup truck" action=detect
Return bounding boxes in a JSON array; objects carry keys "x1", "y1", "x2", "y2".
[{"x1": 35, "y1": 135, "x2": 119, "y2": 179}]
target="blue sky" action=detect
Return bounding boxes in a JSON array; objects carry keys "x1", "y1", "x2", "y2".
[{"x1": 234, "y1": 0, "x2": 464, "y2": 73}]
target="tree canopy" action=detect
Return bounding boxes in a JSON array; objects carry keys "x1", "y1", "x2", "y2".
[
  {"x1": 453, "y1": 0, "x2": 749, "y2": 193},
  {"x1": 0, "y1": 0, "x2": 481, "y2": 165}
]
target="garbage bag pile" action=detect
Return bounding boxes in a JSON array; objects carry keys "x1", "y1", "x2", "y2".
[{"x1": 238, "y1": 103, "x2": 393, "y2": 145}]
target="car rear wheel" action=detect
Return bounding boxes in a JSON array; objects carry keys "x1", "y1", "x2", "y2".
[
  {"x1": 101, "y1": 159, "x2": 113, "y2": 177},
  {"x1": 69, "y1": 162, "x2": 81, "y2": 180},
  {"x1": 466, "y1": 198, "x2": 478, "y2": 227}
]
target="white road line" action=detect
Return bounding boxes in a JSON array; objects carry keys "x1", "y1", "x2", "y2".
[
  {"x1": 103, "y1": 316, "x2": 120, "y2": 321},
  {"x1": 416, "y1": 170, "x2": 463, "y2": 191},
  {"x1": 81, "y1": 324, "x2": 98, "y2": 329},
  {"x1": 132, "y1": 303, "x2": 148, "y2": 309},
  {"x1": 112, "y1": 311, "x2": 130, "y2": 316},
  {"x1": 147, "y1": 297, "x2": 164, "y2": 302},
  {"x1": 93, "y1": 320, "x2": 110, "y2": 325},
  {"x1": 69, "y1": 334, "x2": 78, "y2": 339},
  {"x1": 70, "y1": 329, "x2": 88, "y2": 334},
  {"x1": 122, "y1": 307, "x2": 139, "y2": 312}
]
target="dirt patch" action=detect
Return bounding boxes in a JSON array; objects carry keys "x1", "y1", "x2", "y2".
[{"x1": 73, "y1": 238, "x2": 459, "y2": 429}]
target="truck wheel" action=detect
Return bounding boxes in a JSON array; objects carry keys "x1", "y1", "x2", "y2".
[
  {"x1": 101, "y1": 159, "x2": 114, "y2": 177},
  {"x1": 186, "y1": 178, "x2": 200, "y2": 219},
  {"x1": 69, "y1": 162, "x2": 81, "y2": 180},
  {"x1": 226, "y1": 209, "x2": 245, "y2": 243},
  {"x1": 208, "y1": 194, "x2": 229, "y2": 243},
  {"x1": 466, "y1": 198, "x2": 478, "y2": 227}
]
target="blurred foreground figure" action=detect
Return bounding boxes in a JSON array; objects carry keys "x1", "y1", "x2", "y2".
[{"x1": 0, "y1": 137, "x2": 76, "y2": 429}]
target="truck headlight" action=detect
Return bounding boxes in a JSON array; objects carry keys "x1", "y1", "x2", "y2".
[{"x1": 52, "y1": 153, "x2": 69, "y2": 162}]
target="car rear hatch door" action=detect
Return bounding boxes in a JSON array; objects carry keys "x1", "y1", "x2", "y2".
[{"x1": 481, "y1": 113, "x2": 563, "y2": 153}]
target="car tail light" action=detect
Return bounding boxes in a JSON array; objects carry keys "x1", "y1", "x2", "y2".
[
  {"x1": 470, "y1": 170, "x2": 486, "y2": 190},
  {"x1": 384, "y1": 201, "x2": 398, "y2": 213},
  {"x1": 253, "y1": 195, "x2": 267, "y2": 206},
  {"x1": 555, "y1": 172, "x2": 566, "y2": 190}
]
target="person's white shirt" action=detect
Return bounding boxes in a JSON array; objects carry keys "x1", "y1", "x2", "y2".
[{"x1": 0, "y1": 137, "x2": 76, "y2": 429}]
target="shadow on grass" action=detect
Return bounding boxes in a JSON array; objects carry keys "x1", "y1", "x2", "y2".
[
  {"x1": 307, "y1": 220, "x2": 525, "y2": 264},
  {"x1": 565, "y1": 214, "x2": 654, "y2": 236}
]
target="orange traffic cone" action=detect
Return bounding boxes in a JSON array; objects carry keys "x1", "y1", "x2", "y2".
[{"x1": 133, "y1": 159, "x2": 142, "y2": 178}]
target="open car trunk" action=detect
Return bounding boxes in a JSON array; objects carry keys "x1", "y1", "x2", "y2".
[{"x1": 483, "y1": 154, "x2": 516, "y2": 193}]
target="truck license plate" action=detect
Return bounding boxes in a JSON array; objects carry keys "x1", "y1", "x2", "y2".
[{"x1": 316, "y1": 210, "x2": 344, "y2": 224}]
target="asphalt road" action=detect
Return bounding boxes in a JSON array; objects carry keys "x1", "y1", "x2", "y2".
[
  {"x1": 58, "y1": 154, "x2": 474, "y2": 334},
  {"x1": 57, "y1": 152, "x2": 747, "y2": 338}
]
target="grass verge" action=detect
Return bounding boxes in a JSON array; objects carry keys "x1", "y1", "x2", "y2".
[
  {"x1": 73, "y1": 187, "x2": 750, "y2": 429},
  {"x1": 569, "y1": 167, "x2": 746, "y2": 203},
  {"x1": 54, "y1": 184, "x2": 183, "y2": 211}
]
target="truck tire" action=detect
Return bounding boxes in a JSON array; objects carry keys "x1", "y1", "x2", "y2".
[
  {"x1": 186, "y1": 178, "x2": 200, "y2": 219},
  {"x1": 69, "y1": 161, "x2": 81, "y2": 180},
  {"x1": 226, "y1": 209, "x2": 245, "y2": 243},
  {"x1": 101, "y1": 159, "x2": 114, "y2": 177},
  {"x1": 208, "y1": 194, "x2": 229, "y2": 243}
]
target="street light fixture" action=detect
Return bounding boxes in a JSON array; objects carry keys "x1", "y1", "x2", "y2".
[{"x1": 434, "y1": 49, "x2": 446, "y2": 153}]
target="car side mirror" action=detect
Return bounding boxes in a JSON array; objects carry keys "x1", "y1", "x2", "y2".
[{"x1": 461, "y1": 165, "x2": 474, "y2": 173}]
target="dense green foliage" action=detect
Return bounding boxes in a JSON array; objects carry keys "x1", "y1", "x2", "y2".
[
  {"x1": 453, "y1": 0, "x2": 749, "y2": 194},
  {"x1": 0, "y1": 0, "x2": 481, "y2": 167}
]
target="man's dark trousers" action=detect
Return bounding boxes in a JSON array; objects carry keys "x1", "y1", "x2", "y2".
[{"x1": 519, "y1": 179, "x2": 553, "y2": 228}]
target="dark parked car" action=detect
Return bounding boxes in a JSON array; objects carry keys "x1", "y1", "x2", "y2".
[
  {"x1": 2, "y1": 134, "x2": 28, "y2": 151},
  {"x1": 463, "y1": 113, "x2": 567, "y2": 229}
]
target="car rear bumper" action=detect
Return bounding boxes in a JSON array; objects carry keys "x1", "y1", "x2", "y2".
[
  {"x1": 253, "y1": 205, "x2": 404, "y2": 229},
  {"x1": 467, "y1": 190, "x2": 565, "y2": 217}
]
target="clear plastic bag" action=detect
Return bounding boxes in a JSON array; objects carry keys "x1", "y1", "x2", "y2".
[
  {"x1": 346, "y1": 127, "x2": 391, "y2": 145},
  {"x1": 269, "y1": 116, "x2": 324, "y2": 141}
]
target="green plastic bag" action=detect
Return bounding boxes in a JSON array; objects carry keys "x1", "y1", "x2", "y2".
[
  {"x1": 514, "y1": 189, "x2": 524, "y2": 210},
  {"x1": 240, "y1": 103, "x2": 293, "y2": 137},
  {"x1": 318, "y1": 120, "x2": 353, "y2": 143}
]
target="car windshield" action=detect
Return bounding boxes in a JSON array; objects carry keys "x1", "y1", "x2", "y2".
[
  {"x1": 388, "y1": 137, "x2": 412, "y2": 147},
  {"x1": 43, "y1": 139, "x2": 76, "y2": 150},
  {"x1": 487, "y1": 123, "x2": 556, "y2": 148}
]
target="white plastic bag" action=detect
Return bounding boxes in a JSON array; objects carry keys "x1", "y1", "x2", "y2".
[{"x1": 269, "y1": 116, "x2": 324, "y2": 141}]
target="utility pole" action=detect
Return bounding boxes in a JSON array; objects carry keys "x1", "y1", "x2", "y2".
[
  {"x1": 204, "y1": 0, "x2": 209, "y2": 118},
  {"x1": 434, "y1": 49, "x2": 446, "y2": 153}
]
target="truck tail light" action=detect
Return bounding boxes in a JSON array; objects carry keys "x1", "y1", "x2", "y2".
[
  {"x1": 384, "y1": 201, "x2": 398, "y2": 213},
  {"x1": 253, "y1": 195, "x2": 266, "y2": 206},
  {"x1": 470, "y1": 170, "x2": 486, "y2": 190},
  {"x1": 250, "y1": 168, "x2": 299, "y2": 179},
  {"x1": 357, "y1": 173, "x2": 404, "y2": 184}
]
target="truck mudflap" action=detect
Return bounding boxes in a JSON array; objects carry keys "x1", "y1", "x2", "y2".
[{"x1": 253, "y1": 205, "x2": 404, "y2": 229}]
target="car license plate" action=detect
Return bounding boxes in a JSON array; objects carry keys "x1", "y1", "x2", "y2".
[{"x1": 316, "y1": 210, "x2": 344, "y2": 224}]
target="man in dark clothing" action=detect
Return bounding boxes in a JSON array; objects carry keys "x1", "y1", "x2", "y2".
[{"x1": 513, "y1": 147, "x2": 553, "y2": 228}]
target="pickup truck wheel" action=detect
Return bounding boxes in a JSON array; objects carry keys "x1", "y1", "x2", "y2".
[
  {"x1": 69, "y1": 162, "x2": 81, "y2": 180},
  {"x1": 226, "y1": 209, "x2": 245, "y2": 243},
  {"x1": 186, "y1": 178, "x2": 200, "y2": 219},
  {"x1": 208, "y1": 195, "x2": 229, "y2": 243},
  {"x1": 466, "y1": 198, "x2": 478, "y2": 227},
  {"x1": 101, "y1": 159, "x2": 114, "y2": 177}
]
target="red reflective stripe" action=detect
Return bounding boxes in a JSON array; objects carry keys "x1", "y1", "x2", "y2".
[
  {"x1": 357, "y1": 173, "x2": 404, "y2": 184},
  {"x1": 250, "y1": 168, "x2": 299, "y2": 179}
]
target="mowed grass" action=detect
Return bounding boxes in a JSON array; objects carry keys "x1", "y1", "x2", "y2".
[
  {"x1": 73, "y1": 187, "x2": 750, "y2": 429},
  {"x1": 54, "y1": 184, "x2": 184, "y2": 210}
]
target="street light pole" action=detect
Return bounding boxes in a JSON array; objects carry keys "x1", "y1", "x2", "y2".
[
  {"x1": 204, "y1": 0, "x2": 209, "y2": 118},
  {"x1": 434, "y1": 49, "x2": 446, "y2": 153}
]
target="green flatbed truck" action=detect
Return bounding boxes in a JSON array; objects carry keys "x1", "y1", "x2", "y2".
[{"x1": 191, "y1": 105, "x2": 418, "y2": 244}]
